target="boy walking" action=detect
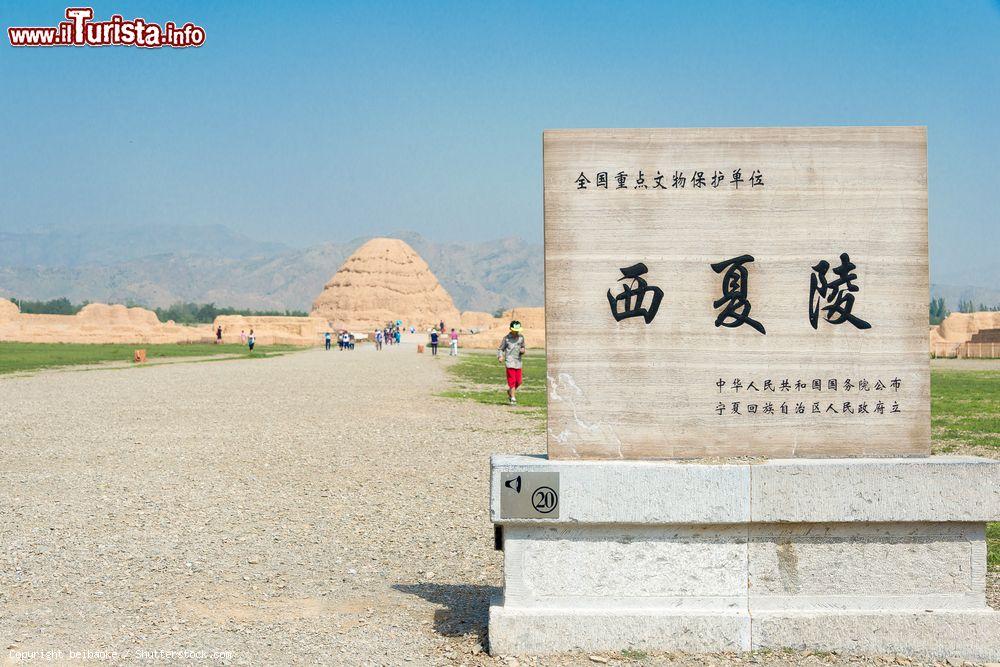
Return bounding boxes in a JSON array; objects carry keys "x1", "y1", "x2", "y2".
[{"x1": 497, "y1": 320, "x2": 526, "y2": 405}]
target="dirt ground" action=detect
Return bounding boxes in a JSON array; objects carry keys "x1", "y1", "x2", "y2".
[
  {"x1": 0, "y1": 346, "x2": 996, "y2": 666},
  {"x1": 930, "y1": 358, "x2": 1000, "y2": 371}
]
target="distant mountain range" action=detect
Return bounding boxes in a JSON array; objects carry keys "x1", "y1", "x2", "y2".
[
  {"x1": 0, "y1": 224, "x2": 287, "y2": 267},
  {"x1": 0, "y1": 226, "x2": 544, "y2": 314},
  {"x1": 0, "y1": 225, "x2": 996, "y2": 314}
]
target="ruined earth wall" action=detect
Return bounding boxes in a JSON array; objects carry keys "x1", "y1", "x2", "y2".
[
  {"x1": 212, "y1": 315, "x2": 329, "y2": 346},
  {"x1": 0, "y1": 302, "x2": 209, "y2": 344},
  {"x1": 460, "y1": 307, "x2": 545, "y2": 349},
  {"x1": 930, "y1": 311, "x2": 1000, "y2": 357}
]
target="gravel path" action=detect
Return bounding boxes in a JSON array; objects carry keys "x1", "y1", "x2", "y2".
[{"x1": 0, "y1": 346, "x2": 995, "y2": 666}]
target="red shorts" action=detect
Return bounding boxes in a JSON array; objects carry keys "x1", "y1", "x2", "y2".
[{"x1": 506, "y1": 367, "x2": 523, "y2": 389}]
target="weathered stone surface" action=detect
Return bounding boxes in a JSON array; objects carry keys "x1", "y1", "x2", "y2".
[
  {"x1": 491, "y1": 607, "x2": 1000, "y2": 659},
  {"x1": 753, "y1": 610, "x2": 1000, "y2": 662},
  {"x1": 489, "y1": 605, "x2": 751, "y2": 655},
  {"x1": 504, "y1": 525, "x2": 747, "y2": 608},
  {"x1": 499, "y1": 521, "x2": 988, "y2": 613},
  {"x1": 491, "y1": 454, "x2": 750, "y2": 525},
  {"x1": 748, "y1": 522, "x2": 986, "y2": 610},
  {"x1": 491, "y1": 455, "x2": 1000, "y2": 525},
  {"x1": 751, "y1": 457, "x2": 1000, "y2": 523},
  {"x1": 489, "y1": 456, "x2": 1000, "y2": 659}
]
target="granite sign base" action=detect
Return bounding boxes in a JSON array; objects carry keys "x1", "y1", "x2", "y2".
[{"x1": 488, "y1": 455, "x2": 1000, "y2": 661}]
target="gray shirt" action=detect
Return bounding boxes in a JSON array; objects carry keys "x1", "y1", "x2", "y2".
[{"x1": 498, "y1": 333, "x2": 526, "y2": 369}]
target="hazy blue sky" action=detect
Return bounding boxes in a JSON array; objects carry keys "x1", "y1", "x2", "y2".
[{"x1": 2, "y1": 1, "x2": 998, "y2": 284}]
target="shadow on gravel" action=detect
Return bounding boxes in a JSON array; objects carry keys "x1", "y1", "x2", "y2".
[{"x1": 393, "y1": 583, "x2": 499, "y2": 642}]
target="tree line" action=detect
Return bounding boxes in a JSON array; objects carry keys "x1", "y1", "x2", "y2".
[
  {"x1": 153, "y1": 302, "x2": 308, "y2": 324},
  {"x1": 9, "y1": 297, "x2": 83, "y2": 315},
  {"x1": 6, "y1": 297, "x2": 307, "y2": 324},
  {"x1": 929, "y1": 297, "x2": 1000, "y2": 325},
  {"x1": 929, "y1": 297, "x2": 948, "y2": 325},
  {"x1": 954, "y1": 300, "x2": 1000, "y2": 315},
  {"x1": 8, "y1": 296, "x2": 997, "y2": 327}
]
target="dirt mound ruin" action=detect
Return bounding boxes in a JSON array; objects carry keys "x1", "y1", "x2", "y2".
[
  {"x1": 0, "y1": 302, "x2": 209, "y2": 344},
  {"x1": 310, "y1": 238, "x2": 460, "y2": 330},
  {"x1": 459, "y1": 311, "x2": 497, "y2": 332},
  {"x1": 930, "y1": 311, "x2": 1000, "y2": 356},
  {"x1": 460, "y1": 307, "x2": 545, "y2": 349},
  {"x1": 0, "y1": 299, "x2": 19, "y2": 323},
  {"x1": 212, "y1": 315, "x2": 329, "y2": 346}
]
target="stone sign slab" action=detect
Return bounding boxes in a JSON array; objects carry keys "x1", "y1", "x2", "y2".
[
  {"x1": 490, "y1": 454, "x2": 750, "y2": 525},
  {"x1": 544, "y1": 127, "x2": 929, "y2": 459}
]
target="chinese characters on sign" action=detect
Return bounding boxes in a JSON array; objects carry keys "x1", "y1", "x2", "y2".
[
  {"x1": 607, "y1": 263, "x2": 663, "y2": 323},
  {"x1": 711, "y1": 255, "x2": 765, "y2": 334},
  {"x1": 607, "y1": 253, "x2": 870, "y2": 332},
  {"x1": 544, "y1": 127, "x2": 929, "y2": 459},
  {"x1": 713, "y1": 376, "x2": 902, "y2": 417},
  {"x1": 576, "y1": 169, "x2": 763, "y2": 190},
  {"x1": 809, "y1": 253, "x2": 872, "y2": 330}
]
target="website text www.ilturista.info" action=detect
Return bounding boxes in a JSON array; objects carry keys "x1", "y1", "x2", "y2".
[{"x1": 8, "y1": 7, "x2": 205, "y2": 48}]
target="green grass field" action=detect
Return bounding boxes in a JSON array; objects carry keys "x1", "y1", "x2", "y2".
[
  {"x1": 439, "y1": 350, "x2": 546, "y2": 413},
  {"x1": 931, "y1": 369, "x2": 1000, "y2": 452},
  {"x1": 990, "y1": 523, "x2": 1000, "y2": 571},
  {"x1": 442, "y1": 354, "x2": 1000, "y2": 568},
  {"x1": 0, "y1": 342, "x2": 299, "y2": 375}
]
